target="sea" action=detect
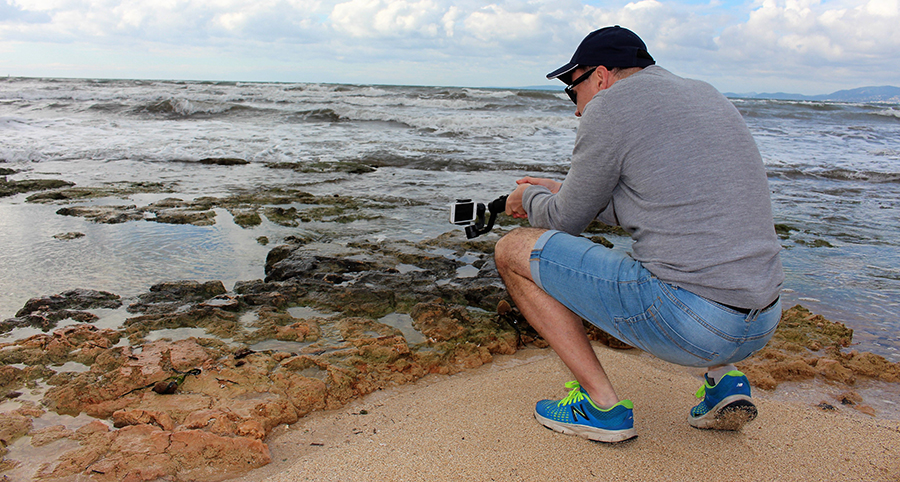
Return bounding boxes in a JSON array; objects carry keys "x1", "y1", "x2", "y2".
[{"x1": 1, "y1": 76, "x2": 899, "y2": 362}]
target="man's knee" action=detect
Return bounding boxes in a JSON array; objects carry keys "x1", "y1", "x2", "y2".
[{"x1": 495, "y1": 227, "x2": 546, "y2": 274}]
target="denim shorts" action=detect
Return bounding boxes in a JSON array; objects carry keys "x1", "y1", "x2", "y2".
[{"x1": 530, "y1": 230, "x2": 781, "y2": 368}]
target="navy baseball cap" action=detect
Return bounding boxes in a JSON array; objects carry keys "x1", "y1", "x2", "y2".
[{"x1": 547, "y1": 26, "x2": 655, "y2": 84}]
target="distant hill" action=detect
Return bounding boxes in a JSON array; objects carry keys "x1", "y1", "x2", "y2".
[
  {"x1": 725, "y1": 85, "x2": 900, "y2": 103},
  {"x1": 518, "y1": 83, "x2": 900, "y2": 103}
]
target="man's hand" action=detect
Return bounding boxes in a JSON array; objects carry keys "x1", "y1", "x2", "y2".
[
  {"x1": 506, "y1": 183, "x2": 531, "y2": 219},
  {"x1": 517, "y1": 176, "x2": 561, "y2": 193},
  {"x1": 507, "y1": 177, "x2": 562, "y2": 219}
]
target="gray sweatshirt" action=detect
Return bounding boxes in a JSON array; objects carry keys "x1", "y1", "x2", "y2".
[{"x1": 523, "y1": 66, "x2": 783, "y2": 309}]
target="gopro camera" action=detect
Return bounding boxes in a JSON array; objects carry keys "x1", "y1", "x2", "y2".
[
  {"x1": 450, "y1": 199, "x2": 477, "y2": 225},
  {"x1": 448, "y1": 195, "x2": 508, "y2": 239}
]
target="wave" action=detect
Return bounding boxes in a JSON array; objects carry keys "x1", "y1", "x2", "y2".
[
  {"x1": 872, "y1": 107, "x2": 900, "y2": 119},
  {"x1": 515, "y1": 90, "x2": 564, "y2": 101},
  {"x1": 134, "y1": 98, "x2": 268, "y2": 118},
  {"x1": 285, "y1": 108, "x2": 347, "y2": 123},
  {"x1": 355, "y1": 150, "x2": 568, "y2": 173},
  {"x1": 819, "y1": 168, "x2": 900, "y2": 183},
  {"x1": 771, "y1": 167, "x2": 900, "y2": 183}
]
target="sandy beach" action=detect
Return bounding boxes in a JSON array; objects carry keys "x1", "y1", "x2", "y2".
[{"x1": 232, "y1": 344, "x2": 900, "y2": 482}]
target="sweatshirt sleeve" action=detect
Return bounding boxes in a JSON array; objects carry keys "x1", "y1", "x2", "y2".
[{"x1": 522, "y1": 94, "x2": 624, "y2": 234}]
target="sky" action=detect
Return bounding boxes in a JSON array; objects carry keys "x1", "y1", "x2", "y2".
[{"x1": 1, "y1": 0, "x2": 898, "y2": 95}]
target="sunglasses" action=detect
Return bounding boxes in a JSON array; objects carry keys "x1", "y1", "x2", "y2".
[{"x1": 565, "y1": 67, "x2": 597, "y2": 105}]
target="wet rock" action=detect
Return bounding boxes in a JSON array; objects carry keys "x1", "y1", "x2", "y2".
[
  {"x1": 233, "y1": 279, "x2": 306, "y2": 308},
  {"x1": 199, "y1": 295, "x2": 240, "y2": 311},
  {"x1": 837, "y1": 390, "x2": 863, "y2": 405},
  {"x1": 816, "y1": 358, "x2": 855, "y2": 384},
  {"x1": 151, "y1": 208, "x2": 216, "y2": 226},
  {"x1": 841, "y1": 350, "x2": 900, "y2": 383},
  {"x1": 312, "y1": 284, "x2": 397, "y2": 318},
  {"x1": 16, "y1": 289, "x2": 122, "y2": 316},
  {"x1": 738, "y1": 305, "x2": 900, "y2": 391},
  {"x1": 232, "y1": 209, "x2": 262, "y2": 227},
  {"x1": 0, "y1": 411, "x2": 32, "y2": 447},
  {"x1": 264, "y1": 251, "x2": 378, "y2": 283},
  {"x1": 241, "y1": 307, "x2": 321, "y2": 344},
  {"x1": 409, "y1": 302, "x2": 469, "y2": 341},
  {"x1": 29, "y1": 424, "x2": 75, "y2": 447},
  {"x1": 128, "y1": 280, "x2": 227, "y2": 314},
  {"x1": 112, "y1": 409, "x2": 176, "y2": 431},
  {"x1": 0, "y1": 178, "x2": 74, "y2": 198},
  {"x1": 26, "y1": 182, "x2": 175, "y2": 203},
  {"x1": 123, "y1": 308, "x2": 242, "y2": 344},
  {"x1": 0, "y1": 309, "x2": 99, "y2": 334},
  {"x1": 40, "y1": 422, "x2": 272, "y2": 481},
  {"x1": 0, "y1": 325, "x2": 121, "y2": 381},
  {"x1": 53, "y1": 231, "x2": 86, "y2": 240},
  {"x1": 197, "y1": 157, "x2": 249, "y2": 165},
  {"x1": 854, "y1": 405, "x2": 877, "y2": 416},
  {"x1": 56, "y1": 205, "x2": 145, "y2": 223},
  {"x1": 266, "y1": 160, "x2": 376, "y2": 174},
  {"x1": 44, "y1": 339, "x2": 215, "y2": 418}
]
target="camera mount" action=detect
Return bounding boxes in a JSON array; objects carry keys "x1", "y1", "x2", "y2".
[{"x1": 463, "y1": 195, "x2": 508, "y2": 239}]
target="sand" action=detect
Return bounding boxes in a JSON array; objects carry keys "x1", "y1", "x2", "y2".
[{"x1": 236, "y1": 345, "x2": 900, "y2": 482}]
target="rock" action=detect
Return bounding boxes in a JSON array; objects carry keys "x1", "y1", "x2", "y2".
[
  {"x1": 232, "y1": 210, "x2": 262, "y2": 227},
  {"x1": 0, "y1": 411, "x2": 32, "y2": 445},
  {"x1": 199, "y1": 295, "x2": 240, "y2": 311},
  {"x1": 816, "y1": 358, "x2": 855, "y2": 384},
  {"x1": 150, "y1": 208, "x2": 216, "y2": 226},
  {"x1": 409, "y1": 302, "x2": 470, "y2": 341},
  {"x1": 112, "y1": 409, "x2": 176, "y2": 431},
  {"x1": 15, "y1": 289, "x2": 122, "y2": 316},
  {"x1": 264, "y1": 251, "x2": 378, "y2": 283},
  {"x1": 43, "y1": 339, "x2": 214, "y2": 417},
  {"x1": 233, "y1": 279, "x2": 306, "y2": 307},
  {"x1": 167, "y1": 429, "x2": 271, "y2": 480},
  {"x1": 837, "y1": 390, "x2": 863, "y2": 405},
  {"x1": 0, "y1": 309, "x2": 99, "y2": 334},
  {"x1": 854, "y1": 405, "x2": 877, "y2": 416},
  {"x1": 123, "y1": 308, "x2": 241, "y2": 342},
  {"x1": 0, "y1": 178, "x2": 74, "y2": 197},
  {"x1": 53, "y1": 232, "x2": 86, "y2": 240},
  {"x1": 56, "y1": 205, "x2": 145, "y2": 224},
  {"x1": 29, "y1": 424, "x2": 74, "y2": 447},
  {"x1": 128, "y1": 280, "x2": 227, "y2": 314},
  {"x1": 197, "y1": 157, "x2": 249, "y2": 165}
]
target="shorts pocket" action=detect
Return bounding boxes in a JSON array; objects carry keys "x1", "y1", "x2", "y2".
[{"x1": 614, "y1": 298, "x2": 718, "y2": 366}]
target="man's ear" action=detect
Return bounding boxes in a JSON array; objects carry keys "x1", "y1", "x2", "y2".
[{"x1": 595, "y1": 66, "x2": 613, "y2": 90}]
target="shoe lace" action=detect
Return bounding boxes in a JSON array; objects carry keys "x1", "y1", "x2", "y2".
[
  {"x1": 694, "y1": 385, "x2": 707, "y2": 399},
  {"x1": 558, "y1": 380, "x2": 587, "y2": 407}
]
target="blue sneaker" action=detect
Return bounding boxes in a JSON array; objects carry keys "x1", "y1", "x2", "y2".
[
  {"x1": 688, "y1": 370, "x2": 757, "y2": 430},
  {"x1": 534, "y1": 381, "x2": 637, "y2": 443}
]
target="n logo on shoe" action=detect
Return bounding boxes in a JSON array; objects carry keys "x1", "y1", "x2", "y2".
[{"x1": 571, "y1": 405, "x2": 590, "y2": 422}]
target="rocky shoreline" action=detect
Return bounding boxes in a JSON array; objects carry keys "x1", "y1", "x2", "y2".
[{"x1": 1, "y1": 177, "x2": 899, "y2": 481}]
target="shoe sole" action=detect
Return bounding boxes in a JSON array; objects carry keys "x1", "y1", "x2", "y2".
[
  {"x1": 688, "y1": 395, "x2": 757, "y2": 430},
  {"x1": 534, "y1": 411, "x2": 637, "y2": 443}
]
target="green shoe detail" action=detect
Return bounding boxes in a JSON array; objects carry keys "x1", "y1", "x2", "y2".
[{"x1": 558, "y1": 381, "x2": 634, "y2": 411}]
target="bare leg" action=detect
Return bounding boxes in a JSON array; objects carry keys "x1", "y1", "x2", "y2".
[{"x1": 494, "y1": 227, "x2": 621, "y2": 408}]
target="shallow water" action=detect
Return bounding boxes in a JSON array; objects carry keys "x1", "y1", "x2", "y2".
[{"x1": 1, "y1": 77, "x2": 899, "y2": 361}]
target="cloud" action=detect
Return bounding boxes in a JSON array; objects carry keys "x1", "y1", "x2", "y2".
[
  {"x1": 717, "y1": 0, "x2": 900, "y2": 63},
  {"x1": 1, "y1": 0, "x2": 899, "y2": 93},
  {"x1": 331, "y1": 0, "x2": 445, "y2": 38},
  {"x1": 0, "y1": 0, "x2": 50, "y2": 22}
]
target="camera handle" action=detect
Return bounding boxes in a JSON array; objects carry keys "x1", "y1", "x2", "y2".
[{"x1": 465, "y1": 195, "x2": 508, "y2": 239}]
